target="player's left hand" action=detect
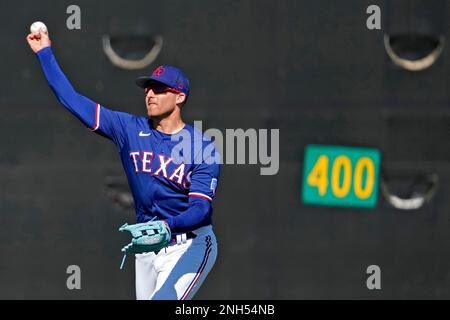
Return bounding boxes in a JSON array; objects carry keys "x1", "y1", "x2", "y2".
[{"x1": 119, "y1": 220, "x2": 171, "y2": 255}]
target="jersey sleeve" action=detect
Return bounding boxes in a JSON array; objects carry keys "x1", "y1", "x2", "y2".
[
  {"x1": 92, "y1": 106, "x2": 134, "y2": 148},
  {"x1": 188, "y1": 142, "x2": 221, "y2": 202},
  {"x1": 36, "y1": 47, "x2": 132, "y2": 148},
  {"x1": 165, "y1": 146, "x2": 221, "y2": 232}
]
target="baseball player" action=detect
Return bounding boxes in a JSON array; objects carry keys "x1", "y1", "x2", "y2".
[{"x1": 26, "y1": 27, "x2": 220, "y2": 300}]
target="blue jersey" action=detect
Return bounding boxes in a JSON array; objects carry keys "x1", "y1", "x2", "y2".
[{"x1": 36, "y1": 47, "x2": 220, "y2": 233}]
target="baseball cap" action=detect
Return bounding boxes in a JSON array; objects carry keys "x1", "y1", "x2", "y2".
[{"x1": 135, "y1": 65, "x2": 190, "y2": 96}]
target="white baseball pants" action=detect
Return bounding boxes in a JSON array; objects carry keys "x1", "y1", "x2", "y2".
[{"x1": 135, "y1": 225, "x2": 217, "y2": 300}]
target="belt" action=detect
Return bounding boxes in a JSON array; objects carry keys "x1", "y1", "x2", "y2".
[{"x1": 169, "y1": 231, "x2": 197, "y2": 246}]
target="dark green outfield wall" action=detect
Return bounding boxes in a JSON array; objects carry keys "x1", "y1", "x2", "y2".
[{"x1": 0, "y1": 0, "x2": 449, "y2": 299}]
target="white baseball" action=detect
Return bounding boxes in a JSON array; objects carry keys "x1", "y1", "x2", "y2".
[{"x1": 30, "y1": 21, "x2": 47, "y2": 34}]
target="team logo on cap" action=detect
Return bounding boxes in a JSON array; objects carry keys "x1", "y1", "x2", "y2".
[{"x1": 153, "y1": 66, "x2": 165, "y2": 77}]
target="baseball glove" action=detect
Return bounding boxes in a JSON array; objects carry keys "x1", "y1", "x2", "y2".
[{"x1": 118, "y1": 220, "x2": 171, "y2": 269}]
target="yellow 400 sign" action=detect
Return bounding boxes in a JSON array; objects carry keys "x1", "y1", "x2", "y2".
[{"x1": 302, "y1": 145, "x2": 381, "y2": 208}]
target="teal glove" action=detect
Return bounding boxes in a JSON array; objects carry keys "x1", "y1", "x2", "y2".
[{"x1": 118, "y1": 220, "x2": 171, "y2": 269}]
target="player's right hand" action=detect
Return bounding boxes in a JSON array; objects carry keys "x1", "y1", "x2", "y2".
[{"x1": 26, "y1": 29, "x2": 51, "y2": 53}]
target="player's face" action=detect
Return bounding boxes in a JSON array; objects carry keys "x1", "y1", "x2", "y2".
[{"x1": 144, "y1": 83, "x2": 183, "y2": 118}]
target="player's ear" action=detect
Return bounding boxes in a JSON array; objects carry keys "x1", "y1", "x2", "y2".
[{"x1": 176, "y1": 93, "x2": 186, "y2": 105}]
